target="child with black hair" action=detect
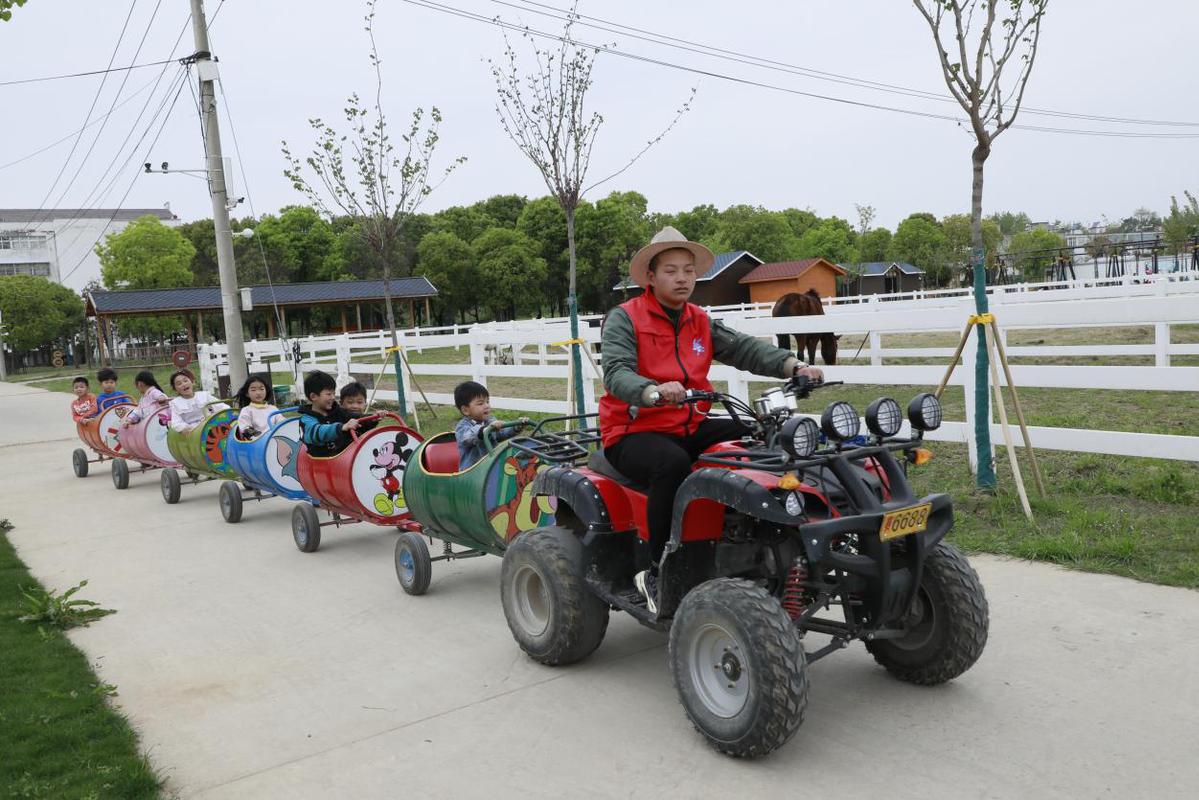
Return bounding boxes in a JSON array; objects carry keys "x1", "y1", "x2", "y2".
[
  {"x1": 298, "y1": 370, "x2": 360, "y2": 456},
  {"x1": 453, "y1": 380, "x2": 530, "y2": 470},
  {"x1": 94, "y1": 367, "x2": 132, "y2": 412},
  {"x1": 234, "y1": 373, "x2": 278, "y2": 440},
  {"x1": 123, "y1": 370, "x2": 170, "y2": 426},
  {"x1": 168, "y1": 369, "x2": 230, "y2": 434},
  {"x1": 339, "y1": 381, "x2": 370, "y2": 416},
  {"x1": 69, "y1": 376, "x2": 97, "y2": 421}
]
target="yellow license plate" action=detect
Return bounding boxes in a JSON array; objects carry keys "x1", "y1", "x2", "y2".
[{"x1": 879, "y1": 503, "x2": 932, "y2": 541}]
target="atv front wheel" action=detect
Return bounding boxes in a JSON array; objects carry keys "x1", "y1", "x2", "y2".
[
  {"x1": 866, "y1": 541, "x2": 988, "y2": 685},
  {"x1": 669, "y1": 578, "x2": 808, "y2": 758},
  {"x1": 500, "y1": 526, "x2": 609, "y2": 666}
]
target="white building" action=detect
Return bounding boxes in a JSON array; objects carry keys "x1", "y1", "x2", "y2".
[{"x1": 0, "y1": 206, "x2": 178, "y2": 292}]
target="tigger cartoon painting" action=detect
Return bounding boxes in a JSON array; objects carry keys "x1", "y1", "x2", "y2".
[{"x1": 485, "y1": 454, "x2": 555, "y2": 540}]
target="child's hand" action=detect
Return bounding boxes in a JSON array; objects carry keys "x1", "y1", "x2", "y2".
[
  {"x1": 518, "y1": 416, "x2": 532, "y2": 427},
  {"x1": 342, "y1": 418, "x2": 361, "y2": 432}
]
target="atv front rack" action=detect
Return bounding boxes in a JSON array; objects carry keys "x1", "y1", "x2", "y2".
[
  {"x1": 697, "y1": 436, "x2": 926, "y2": 474},
  {"x1": 510, "y1": 414, "x2": 600, "y2": 464}
]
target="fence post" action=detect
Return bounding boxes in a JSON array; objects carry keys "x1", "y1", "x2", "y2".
[
  {"x1": 726, "y1": 372, "x2": 750, "y2": 405},
  {"x1": 581, "y1": 343, "x2": 598, "y2": 412},
  {"x1": 869, "y1": 331, "x2": 882, "y2": 366},
  {"x1": 335, "y1": 336, "x2": 351, "y2": 388},
  {"x1": 1154, "y1": 322, "x2": 1170, "y2": 367},
  {"x1": 469, "y1": 336, "x2": 486, "y2": 388}
]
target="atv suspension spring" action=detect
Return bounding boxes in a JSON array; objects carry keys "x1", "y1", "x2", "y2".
[{"x1": 782, "y1": 558, "x2": 809, "y2": 620}]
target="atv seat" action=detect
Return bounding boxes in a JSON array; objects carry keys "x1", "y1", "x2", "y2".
[{"x1": 587, "y1": 449, "x2": 649, "y2": 493}]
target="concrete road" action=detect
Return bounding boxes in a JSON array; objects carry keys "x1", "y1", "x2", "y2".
[{"x1": 3, "y1": 380, "x2": 1197, "y2": 799}]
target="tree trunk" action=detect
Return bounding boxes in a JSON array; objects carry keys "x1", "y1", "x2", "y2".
[
  {"x1": 565, "y1": 204, "x2": 585, "y2": 415},
  {"x1": 970, "y1": 143, "x2": 996, "y2": 491}
]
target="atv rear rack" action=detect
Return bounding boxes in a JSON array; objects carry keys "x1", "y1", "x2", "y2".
[{"x1": 510, "y1": 414, "x2": 600, "y2": 464}]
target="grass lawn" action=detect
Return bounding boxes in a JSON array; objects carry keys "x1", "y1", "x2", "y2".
[{"x1": 0, "y1": 527, "x2": 160, "y2": 799}]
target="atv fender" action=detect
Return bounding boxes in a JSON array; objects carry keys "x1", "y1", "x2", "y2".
[{"x1": 532, "y1": 466, "x2": 617, "y2": 534}]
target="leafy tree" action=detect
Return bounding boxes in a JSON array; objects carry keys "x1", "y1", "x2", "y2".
[
  {"x1": 905, "y1": 212, "x2": 940, "y2": 227},
  {"x1": 516, "y1": 197, "x2": 571, "y2": 314},
  {"x1": 795, "y1": 219, "x2": 858, "y2": 265},
  {"x1": 990, "y1": 211, "x2": 1031, "y2": 236},
  {"x1": 1007, "y1": 229, "x2": 1066, "y2": 281},
  {"x1": 709, "y1": 205, "x2": 799, "y2": 262},
  {"x1": 472, "y1": 228, "x2": 547, "y2": 319},
  {"x1": 430, "y1": 205, "x2": 497, "y2": 244},
  {"x1": 1162, "y1": 191, "x2": 1198, "y2": 255},
  {"x1": 178, "y1": 218, "x2": 219, "y2": 286},
  {"x1": 0, "y1": 276, "x2": 83, "y2": 352},
  {"x1": 416, "y1": 231, "x2": 478, "y2": 323},
  {"x1": 575, "y1": 190, "x2": 651, "y2": 310},
  {"x1": 781, "y1": 208, "x2": 819, "y2": 239},
  {"x1": 0, "y1": 0, "x2": 27, "y2": 22},
  {"x1": 672, "y1": 204, "x2": 721, "y2": 243},
  {"x1": 96, "y1": 215, "x2": 195, "y2": 340},
  {"x1": 888, "y1": 216, "x2": 950, "y2": 286},
  {"x1": 242, "y1": 206, "x2": 346, "y2": 285},
  {"x1": 474, "y1": 194, "x2": 527, "y2": 229},
  {"x1": 857, "y1": 227, "x2": 893, "y2": 263},
  {"x1": 943, "y1": 213, "x2": 1001, "y2": 275}
]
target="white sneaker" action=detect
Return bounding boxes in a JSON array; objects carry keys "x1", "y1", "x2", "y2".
[{"x1": 634, "y1": 570, "x2": 658, "y2": 615}]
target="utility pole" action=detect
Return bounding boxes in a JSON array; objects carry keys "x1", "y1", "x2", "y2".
[
  {"x1": 0, "y1": 310, "x2": 8, "y2": 382},
  {"x1": 189, "y1": 0, "x2": 247, "y2": 391}
]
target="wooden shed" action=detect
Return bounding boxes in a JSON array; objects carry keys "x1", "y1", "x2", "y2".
[
  {"x1": 737, "y1": 258, "x2": 847, "y2": 304},
  {"x1": 850, "y1": 262, "x2": 925, "y2": 296},
  {"x1": 612, "y1": 250, "x2": 763, "y2": 307}
]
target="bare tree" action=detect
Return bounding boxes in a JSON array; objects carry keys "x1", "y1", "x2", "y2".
[
  {"x1": 489, "y1": 2, "x2": 694, "y2": 413},
  {"x1": 913, "y1": 0, "x2": 1048, "y2": 489},
  {"x1": 282, "y1": 0, "x2": 465, "y2": 361}
]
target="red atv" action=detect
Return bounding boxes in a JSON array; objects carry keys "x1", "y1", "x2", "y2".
[{"x1": 501, "y1": 378, "x2": 988, "y2": 758}]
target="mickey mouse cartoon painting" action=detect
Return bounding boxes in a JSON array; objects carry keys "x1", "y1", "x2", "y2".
[{"x1": 369, "y1": 431, "x2": 413, "y2": 515}]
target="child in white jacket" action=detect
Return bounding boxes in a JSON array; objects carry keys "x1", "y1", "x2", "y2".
[{"x1": 168, "y1": 370, "x2": 230, "y2": 434}]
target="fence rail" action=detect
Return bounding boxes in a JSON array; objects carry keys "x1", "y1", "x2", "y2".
[{"x1": 199, "y1": 286, "x2": 1198, "y2": 467}]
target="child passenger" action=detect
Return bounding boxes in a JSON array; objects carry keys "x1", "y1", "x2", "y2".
[
  {"x1": 123, "y1": 370, "x2": 170, "y2": 426},
  {"x1": 339, "y1": 381, "x2": 369, "y2": 416},
  {"x1": 168, "y1": 369, "x2": 230, "y2": 434},
  {"x1": 298, "y1": 370, "x2": 360, "y2": 456},
  {"x1": 70, "y1": 376, "x2": 98, "y2": 421},
  {"x1": 234, "y1": 373, "x2": 278, "y2": 440},
  {"x1": 94, "y1": 367, "x2": 132, "y2": 412},
  {"x1": 453, "y1": 380, "x2": 530, "y2": 470}
]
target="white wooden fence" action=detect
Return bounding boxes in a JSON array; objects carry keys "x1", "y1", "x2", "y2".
[{"x1": 199, "y1": 285, "x2": 1199, "y2": 467}]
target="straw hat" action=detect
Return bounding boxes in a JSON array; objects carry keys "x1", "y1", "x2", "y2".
[{"x1": 627, "y1": 226, "x2": 715, "y2": 288}]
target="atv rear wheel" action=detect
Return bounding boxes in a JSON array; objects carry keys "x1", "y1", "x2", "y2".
[
  {"x1": 669, "y1": 578, "x2": 808, "y2": 758},
  {"x1": 866, "y1": 541, "x2": 988, "y2": 685},
  {"x1": 500, "y1": 526, "x2": 609, "y2": 666}
]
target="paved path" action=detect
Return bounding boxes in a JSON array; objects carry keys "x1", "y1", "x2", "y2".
[{"x1": 2, "y1": 379, "x2": 1197, "y2": 799}]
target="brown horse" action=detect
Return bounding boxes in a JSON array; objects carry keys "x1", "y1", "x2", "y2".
[{"x1": 772, "y1": 289, "x2": 839, "y2": 365}]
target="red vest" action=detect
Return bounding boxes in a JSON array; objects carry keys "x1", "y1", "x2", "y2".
[{"x1": 599, "y1": 291, "x2": 714, "y2": 448}]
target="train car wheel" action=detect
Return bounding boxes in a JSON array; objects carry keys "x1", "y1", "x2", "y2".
[
  {"x1": 394, "y1": 532, "x2": 432, "y2": 596},
  {"x1": 161, "y1": 468, "x2": 182, "y2": 504},
  {"x1": 292, "y1": 504, "x2": 322, "y2": 553},
  {"x1": 72, "y1": 448, "x2": 89, "y2": 478},
  {"x1": 111, "y1": 458, "x2": 129, "y2": 490},
  {"x1": 219, "y1": 482, "x2": 244, "y2": 523}
]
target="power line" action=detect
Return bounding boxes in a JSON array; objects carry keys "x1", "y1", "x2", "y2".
[
  {"x1": 50, "y1": 11, "x2": 192, "y2": 248},
  {"x1": 32, "y1": 0, "x2": 167, "y2": 235},
  {"x1": 23, "y1": 1, "x2": 140, "y2": 233},
  {"x1": 0, "y1": 76, "x2": 158, "y2": 172},
  {"x1": 505, "y1": 0, "x2": 1199, "y2": 129},
  {"x1": 399, "y1": 0, "x2": 1199, "y2": 139},
  {"x1": 0, "y1": 57, "x2": 178, "y2": 87},
  {"x1": 60, "y1": 67, "x2": 190, "y2": 284}
]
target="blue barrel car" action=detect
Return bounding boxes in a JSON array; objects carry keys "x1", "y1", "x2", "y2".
[{"x1": 219, "y1": 408, "x2": 310, "y2": 523}]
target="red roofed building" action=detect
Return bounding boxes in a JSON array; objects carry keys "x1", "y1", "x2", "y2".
[{"x1": 738, "y1": 258, "x2": 847, "y2": 304}]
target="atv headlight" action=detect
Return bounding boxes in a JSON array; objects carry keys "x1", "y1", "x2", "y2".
[
  {"x1": 866, "y1": 397, "x2": 903, "y2": 437},
  {"x1": 784, "y1": 490, "x2": 804, "y2": 516},
  {"x1": 821, "y1": 401, "x2": 860, "y2": 441},
  {"x1": 908, "y1": 393, "x2": 943, "y2": 431},
  {"x1": 780, "y1": 416, "x2": 820, "y2": 458}
]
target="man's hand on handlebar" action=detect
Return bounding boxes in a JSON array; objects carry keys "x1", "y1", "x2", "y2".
[
  {"x1": 648, "y1": 381, "x2": 687, "y2": 405},
  {"x1": 794, "y1": 365, "x2": 824, "y2": 382}
]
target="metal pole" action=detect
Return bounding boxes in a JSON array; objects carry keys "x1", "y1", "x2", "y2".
[
  {"x1": 189, "y1": 0, "x2": 247, "y2": 390},
  {"x1": 0, "y1": 310, "x2": 8, "y2": 381}
]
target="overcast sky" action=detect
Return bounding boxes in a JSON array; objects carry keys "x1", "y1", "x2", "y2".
[{"x1": 2, "y1": 0, "x2": 1197, "y2": 232}]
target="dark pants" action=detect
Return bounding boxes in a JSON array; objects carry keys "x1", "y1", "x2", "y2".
[{"x1": 605, "y1": 418, "x2": 747, "y2": 569}]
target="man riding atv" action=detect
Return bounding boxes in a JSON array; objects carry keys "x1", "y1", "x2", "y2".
[{"x1": 600, "y1": 227, "x2": 824, "y2": 612}]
